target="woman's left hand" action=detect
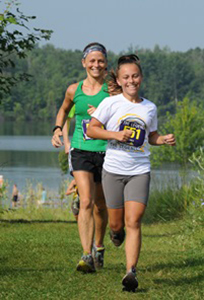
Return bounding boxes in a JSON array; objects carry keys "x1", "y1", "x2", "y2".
[{"x1": 163, "y1": 134, "x2": 176, "y2": 146}]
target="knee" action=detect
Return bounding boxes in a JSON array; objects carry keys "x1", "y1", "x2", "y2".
[
  {"x1": 94, "y1": 197, "x2": 107, "y2": 210},
  {"x1": 94, "y1": 201, "x2": 107, "y2": 213},
  {"x1": 80, "y1": 198, "x2": 93, "y2": 210},
  {"x1": 125, "y1": 217, "x2": 141, "y2": 230},
  {"x1": 109, "y1": 220, "x2": 124, "y2": 233}
]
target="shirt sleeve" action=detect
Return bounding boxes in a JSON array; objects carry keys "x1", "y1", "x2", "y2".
[
  {"x1": 149, "y1": 105, "x2": 158, "y2": 133},
  {"x1": 91, "y1": 97, "x2": 111, "y2": 125}
]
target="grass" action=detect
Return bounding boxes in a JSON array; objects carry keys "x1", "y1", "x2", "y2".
[
  {"x1": 1, "y1": 151, "x2": 203, "y2": 299},
  {"x1": 0, "y1": 214, "x2": 203, "y2": 300}
]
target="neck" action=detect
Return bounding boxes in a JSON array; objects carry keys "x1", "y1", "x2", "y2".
[
  {"x1": 84, "y1": 75, "x2": 104, "y2": 87},
  {"x1": 123, "y1": 92, "x2": 141, "y2": 103}
]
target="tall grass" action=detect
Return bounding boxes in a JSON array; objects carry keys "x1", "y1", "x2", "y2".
[
  {"x1": 144, "y1": 148, "x2": 204, "y2": 223},
  {"x1": 1, "y1": 150, "x2": 203, "y2": 224},
  {"x1": 0, "y1": 179, "x2": 75, "y2": 222}
]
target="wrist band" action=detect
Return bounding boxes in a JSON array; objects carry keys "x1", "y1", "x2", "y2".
[{"x1": 53, "y1": 125, "x2": 62, "y2": 133}]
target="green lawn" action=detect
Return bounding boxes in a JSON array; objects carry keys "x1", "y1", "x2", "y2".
[{"x1": 0, "y1": 218, "x2": 203, "y2": 300}]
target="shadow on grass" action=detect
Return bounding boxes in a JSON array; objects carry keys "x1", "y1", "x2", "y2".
[
  {"x1": 143, "y1": 257, "x2": 204, "y2": 272},
  {"x1": 143, "y1": 233, "x2": 179, "y2": 238},
  {"x1": 154, "y1": 273, "x2": 204, "y2": 286},
  {"x1": 0, "y1": 219, "x2": 76, "y2": 224},
  {"x1": 0, "y1": 267, "x2": 67, "y2": 276},
  {"x1": 0, "y1": 257, "x2": 8, "y2": 264},
  {"x1": 136, "y1": 288, "x2": 149, "y2": 293}
]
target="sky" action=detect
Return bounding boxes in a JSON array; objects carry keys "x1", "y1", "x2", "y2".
[{"x1": 2, "y1": 0, "x2": 204, "y2": 53}]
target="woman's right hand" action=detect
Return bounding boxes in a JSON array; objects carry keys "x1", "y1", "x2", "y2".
[
  {"x1": 51, "y1": 129, "x2": 64, "y2": 148},
  {"x1": 115, "y1": 130, "x2": 133, "y2": 142}
]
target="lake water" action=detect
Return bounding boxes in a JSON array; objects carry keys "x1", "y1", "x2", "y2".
[
  {"x1": 0, "y1": 134, "x2": 68, "y2": 196},
  {"x1": 0, "y1": 122, "x2": 193, "y2": 200}
]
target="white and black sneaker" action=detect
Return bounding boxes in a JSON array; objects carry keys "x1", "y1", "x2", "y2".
[
  {"x1": 109, "y1": 228, "x2": 125, "y2": 247},
  {"x1": 122, "y1": 266, "x2": 138, "y2": 292},
  {"x1": 92, "y1": 245, "x2": 105, "y2": 269}
]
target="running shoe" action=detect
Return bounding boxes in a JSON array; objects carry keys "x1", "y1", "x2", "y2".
[
  {"x1": 92, "y1": 245, "x2": 105, "y2": 269},
  {"x1": 122, "y1": 266, "x2": 138, "y2": 292},
  {"x1": 109, "y1": 228, "x2": 126, "y2": 247},
  {"x1": 76, "y1": 253, "x2": 95, "y2": 273},
  {"x1": 71, "y1": 195, "x2": 80, "y2": 216}
]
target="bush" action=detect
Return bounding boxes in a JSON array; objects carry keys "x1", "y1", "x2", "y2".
[{"x1": 58, "y1": 151, "x2": 68, "y2": 174}]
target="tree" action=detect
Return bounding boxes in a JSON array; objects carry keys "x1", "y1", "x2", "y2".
[
  {"x1": 150, "y1": 97, "x2": 204, "y2": 168},
  {"x1": 0, "y1": 0, "x2": 52, "y2": 102}
]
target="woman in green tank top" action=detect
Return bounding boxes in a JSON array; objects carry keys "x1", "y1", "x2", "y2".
[{"x1": 52, "y1": 42, "x2": 108, "y2": 273}]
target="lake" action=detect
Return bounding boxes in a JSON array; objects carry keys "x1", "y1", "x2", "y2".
[
  {"x1": 0, "y1": 123, "x2": 68, "y2": 197},
  {"x1": 0, "y1": 121, "x2": 193, "y2": 200}
]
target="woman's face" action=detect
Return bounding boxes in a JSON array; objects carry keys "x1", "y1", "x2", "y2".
[
  {"x1": 117, "y1": 63, "x2": 143, "y2": 100},
  {"x1": 82, "y1": 51, "x2": 107, "y2": 79}
]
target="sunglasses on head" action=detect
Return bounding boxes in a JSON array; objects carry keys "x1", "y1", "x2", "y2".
[{"x1": 118, "y1": 54, "x2": 140, "y2": 65}]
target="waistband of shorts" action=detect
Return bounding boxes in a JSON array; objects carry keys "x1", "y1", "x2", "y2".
[
  {"x1": 71, "y1": 148, "x2": 105, "y2": 155},
  {"x1": 103, "y1": 167, "x2": 150, "y2": 177}
]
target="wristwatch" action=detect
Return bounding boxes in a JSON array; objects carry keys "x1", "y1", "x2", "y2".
[{"x1": 52, "y1": 125, "x2": 62, "y2": 133}]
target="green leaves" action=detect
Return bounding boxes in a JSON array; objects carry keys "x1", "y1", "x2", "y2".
[
  {"x1": 6, "y1": 16, "x2": 17, "y2": 24},
  {"x1": 151, "y1": 97, "x2": 204, "y2": 167},
  {"x1": 0, "y1": 2, "x2": 52, "y2": 102}
]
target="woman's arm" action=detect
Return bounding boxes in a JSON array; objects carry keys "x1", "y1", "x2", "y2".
[
  {"x1": 148, "y1": 131, "x2": 176, "y2": 146},
  {"x1": 52, "y1": 84, "x2": 77, "y2": 148},
  {"x1": 66, "y1": 179, "x2": 76, "y2": 195},
  {"x1": 62, "y1": 119, "x2": 71, "y2": 154},
  {"x1": 87, "y1": 117, "x2": 133, "y2": 142}
]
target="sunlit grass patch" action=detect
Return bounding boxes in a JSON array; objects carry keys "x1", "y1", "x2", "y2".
[{"x1": 0, "y1": 217, "x2": 203, "y2": 300}]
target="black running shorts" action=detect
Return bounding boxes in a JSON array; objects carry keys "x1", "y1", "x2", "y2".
[{"x1": 70, "y1": 148, "x2": 105, "y2": 183}]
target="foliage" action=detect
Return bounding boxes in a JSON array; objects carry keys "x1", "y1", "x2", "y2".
[
  {"x1": 187, "y1": 147, "x2": 204, "y2": 222},
  {"x1": 151, "y1": 97, "x2": 204, "y2": 167},
  {"x1": 0, "y1": 180, "x2": 8, "y2": 212},
  {"x1": 146, "y1": 147, "x2": 204, "y2": 223},
  {"x1": 58, "y1": 150, "x2": 69, "y2": 174},
  {"x1": 0, "y1": 179, "x2": 72, "y2": 221},
  {"x1": 1, "y1": 45, "x2": 204, "y2": 121},
  {"x1": 0, "y1": 0, "x2": 52, "y2": 101}
]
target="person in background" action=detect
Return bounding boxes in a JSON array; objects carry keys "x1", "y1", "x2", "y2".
[
  {"x1": 0, "y1": 175, "x2": 3, "y2": 188},
  {"x1": 12, "y1": 184, "x2": 19, "y2": 208},
  {"x1": 41, "y1": 187, "x2": 47, "y2": 203},
  {"x1": 52, "y1": 42, "x2": 109, "y2": 272},
  {"x1": 66, "y1": 179, "x2": 79, "y2": 221},
  {"x1": 0, "y1": 175, "x2": 4, "y2": 199},
  {"x1": 87, "y1": 54, "x2": 176, "y2": 291}
]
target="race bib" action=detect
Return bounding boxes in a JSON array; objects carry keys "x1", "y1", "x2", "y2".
[
  {"x1": 82, "y1": 119, "x2": 92, "y2": 140},
  {"x1": 82, "y1": 119, "x2": 105, "y2": 141},
  {"x1": 119, "y1": 118, "x2": 146, "y2": 147}
]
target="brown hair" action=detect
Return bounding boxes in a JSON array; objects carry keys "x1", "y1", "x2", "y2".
[{"x1": 108, "y1": 54, "x2": 142, "y2": 96}]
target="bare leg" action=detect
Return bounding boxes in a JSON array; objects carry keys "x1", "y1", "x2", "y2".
[
  {"x1": 73, "y1": 171, "x2": 95, "y2": 253},
  {"x1": 124, "y1": 201, "x2": 146, "y2": 271},
  {"x1": 108, "y1": 208, "x2": 124, "y2": 232},
  {"x1": 93, "y1": 183, "x2": 108, "y2": 246}
]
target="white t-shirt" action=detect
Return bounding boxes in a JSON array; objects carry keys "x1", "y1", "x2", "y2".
[{"x1": 92, "y1": 93, "x2": 157, "y2": 175}]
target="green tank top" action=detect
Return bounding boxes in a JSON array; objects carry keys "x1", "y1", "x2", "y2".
[{"x1": 71, "y1": 81, "x2": 108, "y2": 151}]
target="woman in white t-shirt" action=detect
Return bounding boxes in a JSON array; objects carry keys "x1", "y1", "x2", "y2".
[{"x1": 87, "y1": 54, "x2": 176, "y2": 292}]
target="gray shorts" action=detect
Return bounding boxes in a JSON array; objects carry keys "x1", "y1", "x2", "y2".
[{"x1": 102, "y1": 169, "x2": 150, "y2": 209}]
